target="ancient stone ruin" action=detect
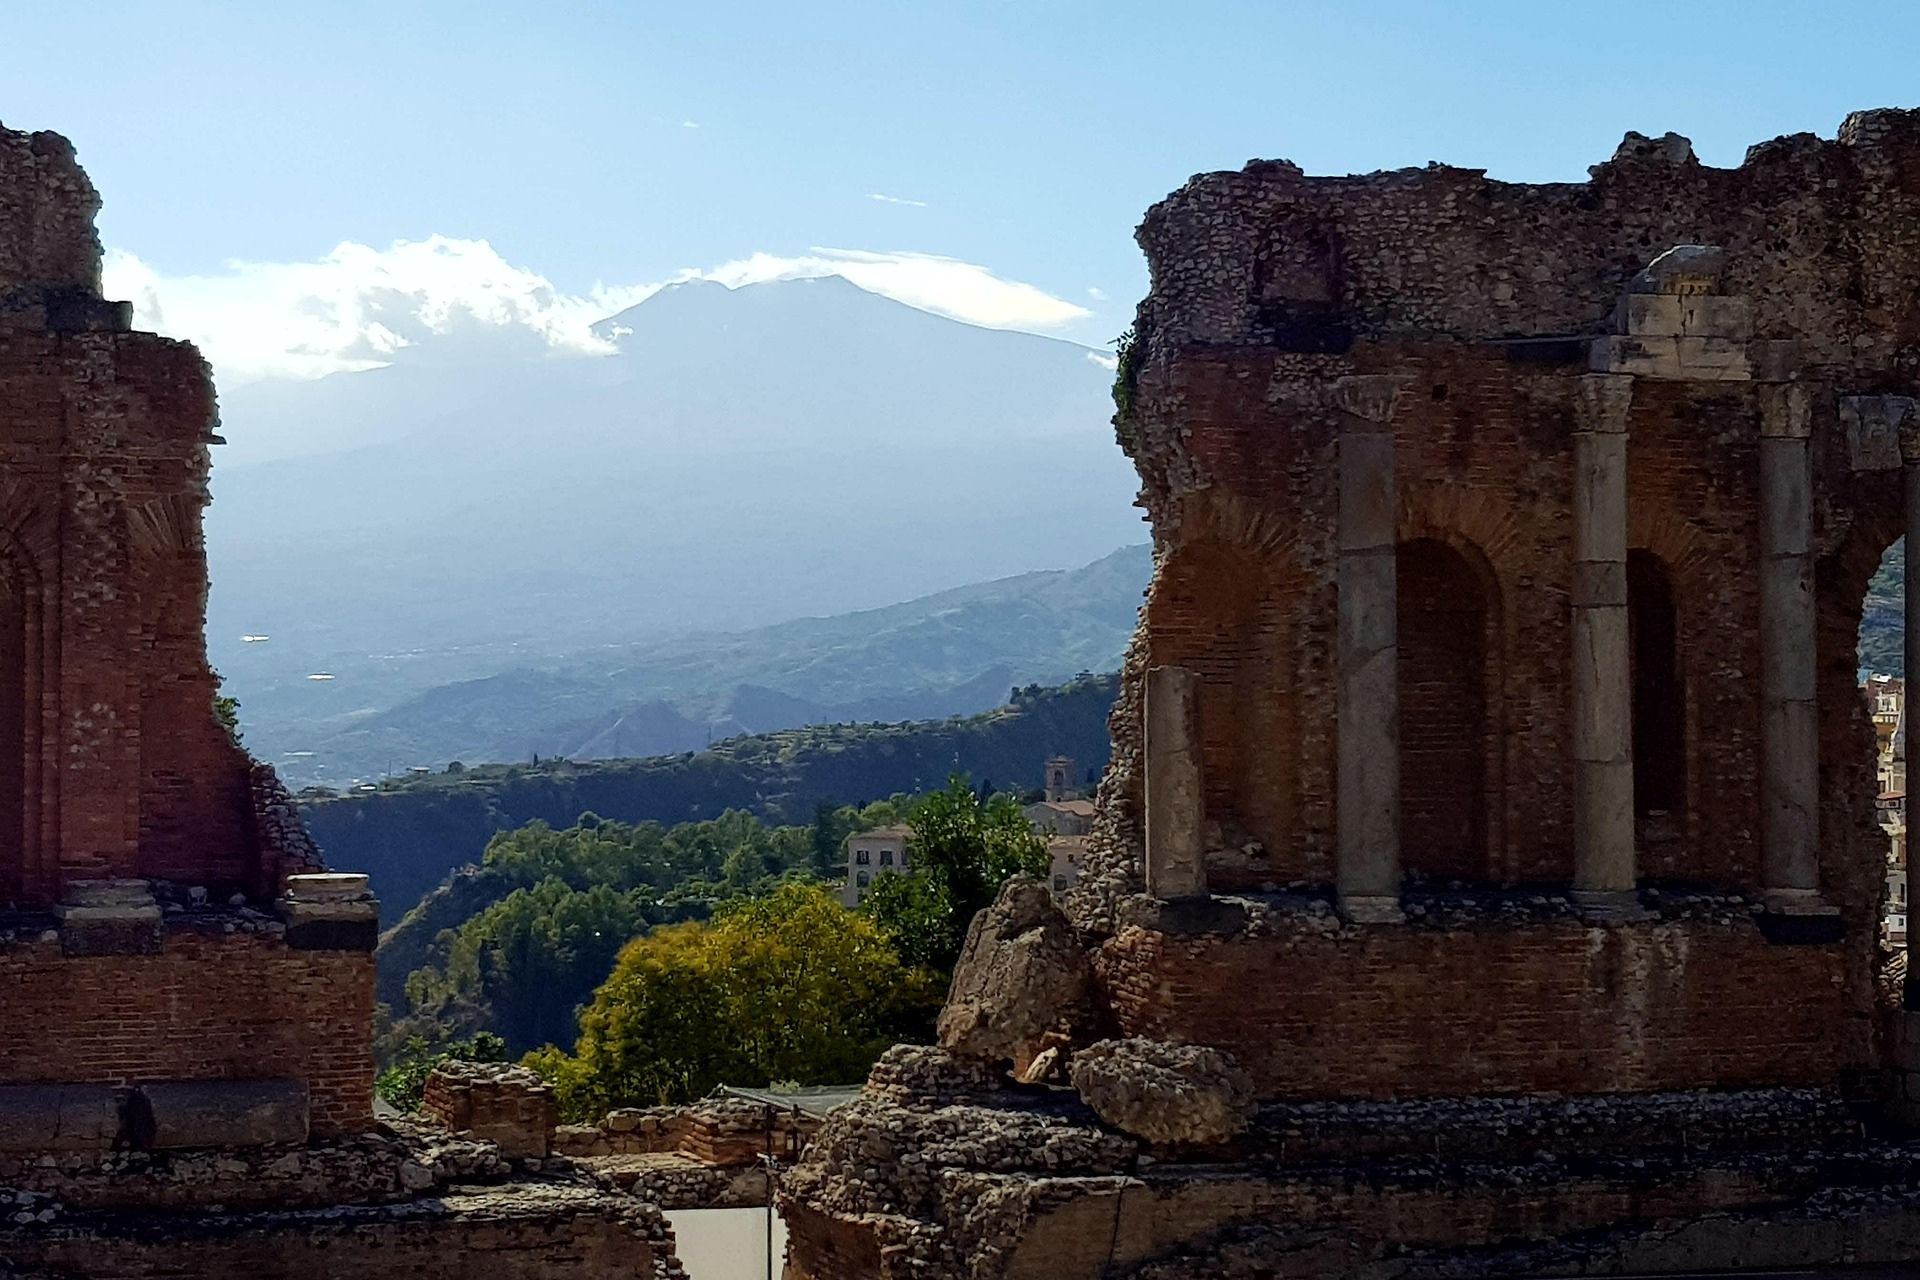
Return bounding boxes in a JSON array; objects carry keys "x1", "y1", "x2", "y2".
[
  {"x1": 780, "y1": 108, "x2": 1920, "y2": 1277},
  {"x1": 0, "y1": 122, "x2": 683, "y2": 1278}
]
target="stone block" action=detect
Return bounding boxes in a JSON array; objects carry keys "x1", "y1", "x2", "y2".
[
  {"x1": 0, "y1": 1084, "x2": 121, "y2": 1151},
  {"x1": 1589, "y1": 334, "x2": 1682, "y2": 378},
  {"x1": 1680, "y1": 294, "x2": 1752, "y2": 340},
  {"x1": 1628, "y1": 244, "x2": 1728, "y2": 295},
  {"x1": 1335, "y1": 432, "x2": 1395, "y2": 551},
  {"x1": 1674, "y1": 336, "x2": 1752, "y2": 380},
  {"x1": 1144, "y1": 665, "x2": 1206, "y2": 900},
  {"x1": 279, "y1": 872, "x2": 379, "y2": 951},
  {"x1": 1617, "y1": 292, "x2": 1685, "y2": 337},
  {"x1": 57, "y1": 880, "x2": 162, "y2": 956},
  {"x1": 1841, "y1": 394, "x2": 1913, "y2": 471},
  {"x1": 136, "y1": 1078, "x2": 309, "y2": 1149}
]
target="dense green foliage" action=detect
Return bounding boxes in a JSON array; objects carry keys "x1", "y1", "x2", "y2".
[
  {"x1": 373, "y1": 1031, "x2": 507, "y2": 1113},
  {"x1": 380, "y1": 801, "x2": 912, "y2": 1059},
  {"x1": 527, "y1": 884, "x2": 940, "y2": 1116},
  {"x1": 861, "y1": 776, "x2": 1049, "y2": 970},
  {"x1": 304, "y1": 672, "x2": 1118, "y2": 914}
]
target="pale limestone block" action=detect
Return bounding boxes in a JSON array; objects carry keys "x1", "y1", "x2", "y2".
[
  {"x1": 1572, "y1": 433, "x2": 1627, "y2": 563},
  {"x1": 1617, "y1": 292, "x2": 1686, "y2": 337},
  {"x1": 1337, "y1": 433, "x2": 1395, "y2": 552},
  {"x1": 1573, "y1": 758, "x2": 1636, "y2": 896},
  {"x1": 1759, "y1": 439, "x2": 1812, "y2": 556},
  {"x1": 1589, "y1": 334, "x2": 1683, "y2": 378},
  {"x1": 1674, "y1": 336, "x2": 1752, "y2": 380},
  {"x1": 1144, "y1": 665, "x2": 1206, "y2": 900},
  {"x1": 1571, "y1": 607, "x2": 1632, "y2": 763},
  {"x1": 1571, "y1": 560, "x2": 1627, "y2": 609},
  {"x1": 1678, "y1": 294, "x2": 1752, "y2": 340},
  {"x1": 1760, "y1": 697, "x2": 1820, "y2": 893}
]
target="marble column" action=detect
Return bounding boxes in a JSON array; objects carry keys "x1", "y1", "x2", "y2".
[
  {"x1": 1334, "y1": 375, "x2": 1407, "y2": 923},
  {"x1": 1570, "y1": 374, "x2": 1639, "y2": 915},
  {"x1": 1758, "y1": 384, "x2": 1824, "y2": 911},
  {"x1": 1144, "y1": 664, "x2": 1206, "y2": 899}
]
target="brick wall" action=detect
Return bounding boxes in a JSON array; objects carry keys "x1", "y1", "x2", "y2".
[
  {"x1": 0, "y1": 928, "x2": 373, "y2": 1135},
  {"x1": 1095, "y1": 915, "x2": 1855, "y2": 1099}
]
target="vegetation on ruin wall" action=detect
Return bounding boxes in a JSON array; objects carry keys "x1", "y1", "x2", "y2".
[
  {"x1": 378, "y1": 800, "x2": 913, "y2": 1062},
  {"x1": 303, "y1": 673, "x2": 1119, "y2": 915}
]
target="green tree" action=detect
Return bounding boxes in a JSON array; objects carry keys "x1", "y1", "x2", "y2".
[
  {"x1": 863, "y1": 774, "x2": 1048, "y2": 970},
  {"x1": 528, "y1": 883, "x2": 938, "y2": 1118}
]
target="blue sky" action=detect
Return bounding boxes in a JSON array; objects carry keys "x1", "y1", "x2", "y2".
[{"x1": 8, "y1": 1, "x2": 1920, "y2": 374}]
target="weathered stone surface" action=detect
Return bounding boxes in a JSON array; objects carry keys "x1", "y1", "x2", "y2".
[
  {"x1": 937, "y1": 878, "x2": 1093, "y2": 1067},
  {"x1": 139, "y1": 1079, "x2": 309, "y2": 1149},
  {"x1": 0, "y1": 1085, "x2": 119, "y2": 1152},
  {"x1": 1069, "y1": 1038, "x2": 1255, "y2": 1146},
  {"x1": 421, "y1": 1061, "x2": 557, "y2": 1160}
]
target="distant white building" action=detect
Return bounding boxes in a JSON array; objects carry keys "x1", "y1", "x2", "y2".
[
  {"x1": 841, "y1": 824, "x2": 912, "y2": 908},
  {"x1": 1024, "y1": 753, "x2": 1096, "y2": 838},
  {"x1": 1046, "y1": 835, "x2": 1085, "y2": 897}
]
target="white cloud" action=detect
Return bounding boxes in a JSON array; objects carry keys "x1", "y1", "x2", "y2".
[
  {"x1": 104, "y1": 239, "x2": 1092, "y2": 384},
  {"x1": 680, "y1": 119, "x2": 701, "y2": 130},
  {"x1": 1086, "y1": 350, "x2": 1118, "y2": 371},
  {"x1": 1087, "y1": 286, "x2": 1108, "y2": 301},
  {"x1": 700, "y1": 247, "x2": 1091, "y2": 333},
  {"x1": 866, "y1": 192, "x2": 928, "y2": 208},
  {"x1": 104, "y1": 238, "x2": 656, "y2": 383}
]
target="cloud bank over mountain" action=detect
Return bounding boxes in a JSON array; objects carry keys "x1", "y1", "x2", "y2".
[{"x1": 103, "y1": 238, "x2": 1095, "y2": 384}]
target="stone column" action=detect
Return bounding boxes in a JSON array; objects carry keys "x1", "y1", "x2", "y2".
[
  {"x1": 1758, "y1": 384, "x2": 1826, "y2": 912},
  {"x1": 1570, "y1": 374, "x2": 1640, "y2": 916},
  {"x1": 1144, "y1": 664, "x2": 1206, "y2": 899},
  {"x1": 1334, "y1": 375, "x2": 1406, "y2": 923}
]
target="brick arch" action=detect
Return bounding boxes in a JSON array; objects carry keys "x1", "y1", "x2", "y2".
[
  {"x1": 1176, "y1": 488, "x2": 1304, "y2": 561},
  {"x1": 0, "y1": 519, "x2": 53, "y2": 905},
  {"x1": 1818, "y1": 509, "x2": 1908, "y2": 921},
  {"x1": 1146, "y1": 533, "x2": 1306, "y2": 886},
  {"x1": 1396, "y1": 535, "x2": 1505, "y2": 884},
  {"x1": 1398, "y1": 483, "x2": 1527, "y2": 568},
  {"x1": 1628, "y1": 548, "x2": 1690, "y2": 878},
  {"x1": 1395, "y1": 486, "x2": 1515, "y2": 881},
  {"x1": 1627, "y1": 506, "x2": 1719, "y2": 601}
]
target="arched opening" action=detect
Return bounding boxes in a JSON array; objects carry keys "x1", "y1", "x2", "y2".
[
  {"x1": 1145, "y1": 538, "x2": 1300, "y2": 888},
  {"x1": 1398, "y1": 538, "x2": 1492, "y2": 882},
  {"x1": 1859, "y1": 535, "x2": 1907, "y2": 952},
  {"x1": 1628, "y1": 551, "x2": 1685, "y2": 847}
]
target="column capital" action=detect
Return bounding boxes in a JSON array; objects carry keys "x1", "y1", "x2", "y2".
[
  {"x1": 1332, "y1": 375, "x2": 1409, "y2": 429},
  {"x1": 1575, "y1": 373, "x2": 1634, "y2": 434},
  {"x1": 1764, "y1": 384, "x2": 1816, "y2": 440}
]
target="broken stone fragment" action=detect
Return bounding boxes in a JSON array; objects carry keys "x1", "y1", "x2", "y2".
[
  {"x1": 935, "y1": 877, "x2": 1093, "y2": 1070},
  {"x1": 1069, "y1": 1037, "x2": 1256, "y2": 1146}
]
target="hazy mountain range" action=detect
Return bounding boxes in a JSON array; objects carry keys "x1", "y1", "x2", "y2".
[{"x1": 202, "y1": 276, "x2": 1148, "y2": 784}]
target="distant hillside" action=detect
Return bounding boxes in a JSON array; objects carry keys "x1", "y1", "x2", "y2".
[
  {"x1": 302, "y1": 672, "x2": 1119, "y2": 913},
  {"x1": 208, "y1": 274, "x2": 1143, "y2": 785},
  {"x1": 273, "y1": 545, "x2": 1148, "y2": 786},
  {"x1": 1862, "y1": 540, "x2": 1905, "y2": 676}
]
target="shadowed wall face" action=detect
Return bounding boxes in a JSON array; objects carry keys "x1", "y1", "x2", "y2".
[{"x1": 1397, "y1": 538, "x2": 1490, "y2": 884}]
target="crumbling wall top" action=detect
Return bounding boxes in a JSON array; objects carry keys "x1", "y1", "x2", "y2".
[
  {"x1": 1133, "y1": 108, "x2": 1920, "y2": 360},
  {"x1": 0, "y1": 124, "x2": 102, "y2": 300}
]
